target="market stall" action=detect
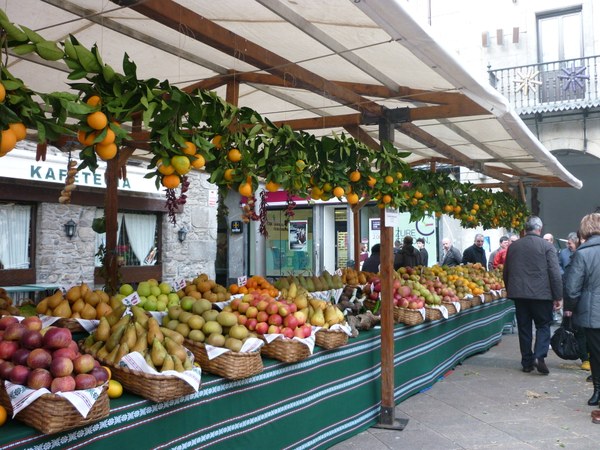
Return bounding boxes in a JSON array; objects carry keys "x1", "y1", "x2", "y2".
[{"x1": 0, "y1": 299, "x2": 514, "y2": 450}]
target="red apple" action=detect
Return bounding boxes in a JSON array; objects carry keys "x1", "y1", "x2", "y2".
[
  {"x1": 90, "y1": 366, "x2": 109, "y2": 386},
  {"x1": 11, "y1": 348, "x2": 31, "y2": 366},
  {"x1": 281, "y1": 327, "x2": 294, "y2": 339},
  {"x1": 0, "y1": 361, "x2": 15, "y2": 380},
  {"x1": 21, "y1": 316, "x2": 43, "y2": 332},
  {"x1": 230, "y1": 298, "x2": 241, "y2": 311},
  {"x1": 246, "y1": 318, "x2": 257, "y2": 331},
  {"x1": 283, "y1": 315, "x2": 299, "y2": 329},
  {"x1": 27, "y1": 348, "x2": 52, "y2": 369},
  {"x1": 53, "y1": 347, "x2": 78, "y2": 361},
  {"x1": 265, "y1": 302, "x2": 279, "y2": 315},
  {"x1": 255, "y1": 322, "x2": 268, "y2": 335},
  {"x1": 0, "y1": 340, "x2": 20, "y2": 360},
  {"x1": 245, "y1": 306, "x2": 258, "y2": 319},
  {"x1": 27, "y1": 368, "x2": 53, "y2": 390},
  {"x1": 3, "y1": 323, "x2": 26, "y2": 341},
  {"x1": 301, "y1": 324, "x2": 312, "y2": 338},
  {"x1": 50, "y1": 356, "x2": 74, "y2": 378},
  {"x1": 20, "y1": 329, "x2": 43, "y2": 349},
  {"x1": 42, "y1": 327, "x2": 72, "y2": 350},
  {"x1": 268, "y1": 314, "x2": 283, "y2": 326},
  {"x1": 73, "y1": 354, "x2": 96, "y2": 374},
  {"x1": 256, "y1": 311, "x2": 269, "y2": 323},
  {"x1": 51, "y1": 375, "x2": 76, "y2": 393},
  {"x1": 237, "y1": 315, "x2": 248, "y2": 326},
  {"x1": 294, "y1": 327, "x2": 305, "y2": 338},
  {"x1": 74, "y1": 373, "x2": 98, "y2": 390},
  {"x1": 10, "y1": 364, "x2": 30, "y2": 385},
  {"x1": 0, "y1": 316, "x2": 20, "y2": 330},
  {"x1": 287, "y1": 303, "x2": 298, "y2": 314}
]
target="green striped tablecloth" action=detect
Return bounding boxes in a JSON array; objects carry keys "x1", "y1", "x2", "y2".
[{"x1": 0, "y1": 298, "x2": 514, "y2": 450}]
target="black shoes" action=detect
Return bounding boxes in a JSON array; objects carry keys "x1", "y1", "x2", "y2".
[
  {"x1": 534, "y1": 358, "x2": 549, "y2": 375},
  {"x1": 522, "y1": 365, "x2": 534, "y2": 373}
]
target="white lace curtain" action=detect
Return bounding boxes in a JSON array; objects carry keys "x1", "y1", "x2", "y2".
[
  {"x1": 0, "y1": 204, "x2": 31, "y2": 269},
  {"x1": 94, "y1": 210, "x2": 124, "y2": 267},
  {"x1": 123, "y1": 213, "x2": 157, "y2": 266}
]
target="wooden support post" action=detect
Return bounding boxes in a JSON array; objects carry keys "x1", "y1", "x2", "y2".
[{"x1": 373, "y1": 113, "x2": 408, "y2": 430}]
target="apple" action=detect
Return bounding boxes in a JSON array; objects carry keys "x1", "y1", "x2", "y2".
[
  {"x1": 283, "y1": 315, "x2": 299, "y2": 329},
  {"x1": 22, "y1": 316, "x2": 43, "y2": 332},
  {"x1": 256, "y1": 300, "x2": 269, "y2": 311},
  {"x1": 256, "y1": 311, "x2": 269, "y2": 323},
  {"x1": 281, "y1": 327, "x2": 294, "y2": 339},
  {"x1": 230, "y1": 298, "x2": 241, "y2": 311},
  {"x1": 268, "y1": 314, "x2": 283, "y2": 326},
  {"x1": 246, "y1": 318, "x2": 258, "y2": 331},
  {"x1": 294, "y1": 327, "x2": 305, "y2": 338},
  {"x1": 0, "y1": 340, "x2": 19, "y2": 360},
  {"x1": 246, "y1": 306, "x2": 258, "y2": 318},
  {"x1": 237, "y1": 315, "x2": 248, "y2": 326},
  {"x1": 278, "y1": 303, "x2": 289, "y2": 317},
  {"x1": 267, "y1": 325, "x2": 281, "y2": 334},
  {"x1": 265, "y1": 302, "x2": 279, "y2": 315},
  {"x1": 301, "y1": 324, "x2": 312, "y2": 338},
  {"x1": 287, "y1": 303, "x2": 298, "y2": 314},
  {"x1": 293, "y1": 310, "x2": 307, "y2": 326},
  {"x1": 0, "y1": 316, "x2": 19, "y2": 331},
  {"x1": 238, "y1": 302, "x2": 250, "y2": 314},
  {"x1": 50, "y1": 356, "x2": 74, "y2": 378},
  {"x1": 255, "y1": 322, "x2": 269, "y2": 335}
]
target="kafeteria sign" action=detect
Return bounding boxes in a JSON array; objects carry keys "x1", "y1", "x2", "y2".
[{"x1": 0, "y1": 148, "x2": 160, "y2": 194}]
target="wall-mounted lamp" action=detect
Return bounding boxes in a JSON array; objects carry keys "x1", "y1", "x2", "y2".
[
  {"x1": 64, "y1": 219, "x2": 77, "y2": 239},
  {"x1": 177, "y1": 226, "x2": 188, "y2": 243}
]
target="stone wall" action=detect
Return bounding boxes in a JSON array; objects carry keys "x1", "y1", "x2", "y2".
[{"x1": 33, "y1": 170, "x2": 220, "y2": 288}]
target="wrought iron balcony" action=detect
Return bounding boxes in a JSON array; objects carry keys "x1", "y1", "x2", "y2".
[{"x1": 488, "y1": 55, "x2": 600, "y2": 114}]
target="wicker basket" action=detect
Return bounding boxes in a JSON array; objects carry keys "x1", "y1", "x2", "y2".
[
  {"x1": 458, "y1": 298, "x2": 472, "y2": 311},
  {"x1": 315, "y1": 329, "x2": 349, "y2": 349},
  {"x1": 0, "y1": 381, "x2": 109, "y2": 435},
  {"x1": 425, "y1": 306, "x2": 443, "y2": 322},
  {"x1": 393, "y1": 307, "x2": 424, "y2": 326},
  {"x1": 260, "y1": 337, "x2": 311, "y2": 363},
  {"x1": 54, "y1": 317, "x2": 86, "y2": 333},
  {"x1": 442, "y1": 301, "x2": 457, "y2": 315},
  {"x1": 90, "y1": 354, "x2": 196, "y2": 402},
  {"x1": 470, "y1": 296, "x2": 483, "y2": 307},
  {"x1": 184, "y1": 340, "x2": 263, "y2": 380},
  {"x1": 483, "y1": 292, "x2": 494, "y2": 303}
]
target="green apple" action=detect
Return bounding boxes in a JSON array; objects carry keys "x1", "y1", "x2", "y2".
[
  {"x1": 119, "y1": 283, "x2": 134, "y2": 296},
  {"x1": 157, "y1": 293, "x2": 169, "y2": 304},
  {"x1": 137, "y1": 281, "x2": 151, "y2": 297},
  {"x1": 167, "y1": 292, "x2": 180, "y2": 305},
  {"x1": 137, "y1": 296, "x2": 147, "y2": 308},
  {"x1": 159, "y1": 282, "x2": 172, "y2": 295},
  {"x1": 144, "y1": 295, "x2": 158, "y2": 311},
  {"x1": 156, "y1": 299, "x2": 167, "y2": 311},
  {"x1": 148, "y1": 278, "x2": 159, "y2": 287},
  {"x1": 150, "y1": 285, "x2": 162, "y2": 297},
  {"x1": 180, "y1": 296, "x2": 196, "y2": 311}
]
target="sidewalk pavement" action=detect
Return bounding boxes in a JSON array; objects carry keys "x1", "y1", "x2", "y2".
[{"x1": 331, "y1": 329, "x2": 600, "y2": 449}]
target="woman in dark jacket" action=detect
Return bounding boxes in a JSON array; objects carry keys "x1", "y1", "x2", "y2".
[
  {"x1": 564, "y1": 213, "x2": 600, "y2": 416},
  {"x1": 394, "y1": 236, "x2": 422, "y2": 270}
]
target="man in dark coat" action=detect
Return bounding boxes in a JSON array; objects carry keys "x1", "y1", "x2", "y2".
[
  {"x1": 503, "y1": 216, "x2": 563, "y2": 374},
  {"x1": 462, "y1": 233, "x2": 487, "y2": 267},
  {"x1": 394, "y1": 236, "x2": 422, "y2": 270},
  {"x1": 440, "y1": 238, "x2": 461, "y2": 266},
  {"x1": 361, "y1": 243, "x2": 381, "y2": 273}
]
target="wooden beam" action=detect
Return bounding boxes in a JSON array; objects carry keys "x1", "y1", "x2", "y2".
[
  {"x1": 120, "y1": 0, "x2": 383, "y2": 117},
  {"x1": 271, "y1": 113, "x2": 362, "y2": 130},
  {"x1": 343, "y1": 125, "x2": 380, "y2": 151},
  {"x1": 397, "y1": 122, "x2": 512, "y2": 183}
]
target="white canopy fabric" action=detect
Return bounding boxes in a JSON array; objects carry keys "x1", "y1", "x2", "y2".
[{"x1": 3, "y1": 0, "x2": 582, "y2": 188}]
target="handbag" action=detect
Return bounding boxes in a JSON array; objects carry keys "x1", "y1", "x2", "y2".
[{"x1": 550, "y1": 315, "x2": 580, "y2": 360}]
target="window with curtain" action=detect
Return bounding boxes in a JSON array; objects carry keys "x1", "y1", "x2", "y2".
[
  {"x1": 94, "y1": 209, "x2": 159, "y2": 267},
  {"x1": 0, "y1": 203, "x2": 32, "y2": 270}
]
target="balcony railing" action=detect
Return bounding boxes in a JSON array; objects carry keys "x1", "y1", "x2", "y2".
[{"x1": 488, "y1": 55, "x2": 600, "y2": 113}]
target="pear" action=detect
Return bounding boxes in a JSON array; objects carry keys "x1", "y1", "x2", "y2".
[
  {"x1": 94, "y1": 316, "x2": 111, "y2": 342},
  {"x1": 160, "y1": 354, "x2": 175, "y2": 372},
  {"x1": 151, "y1": 338, "x2": 167, "y2": 367},
  {"x1": 311, "y1": 308, "x2": 325, "y2": 327}
]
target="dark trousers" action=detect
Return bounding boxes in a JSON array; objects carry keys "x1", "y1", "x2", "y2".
[
  {"x1": 574, "y1": 325, "x2": 589, "y2": 362},
  {"x1": 585, "y1": 328, "x2": 600, "y2": 381},
  {"x1": 513, "y1": 299, "x2": 554, "y2": 368}
]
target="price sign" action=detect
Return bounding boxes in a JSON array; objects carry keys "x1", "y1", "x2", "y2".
[
  {"x1": 172, "y1": 278, "x2": 186, "y2": 292},
  {"x1": 122, "y1": 292, "x2": 140, "y2": 306},
  {"x1": 237, "y1": 275, "x2": 248, "y2": 287}
]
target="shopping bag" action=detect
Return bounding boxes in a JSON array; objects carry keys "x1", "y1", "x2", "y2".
[{"x1": 550, "y1": 316, "x2": 579, "y2": 360}]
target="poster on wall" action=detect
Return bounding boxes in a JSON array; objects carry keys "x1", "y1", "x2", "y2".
[{"x1": 289, "y1": 220, "x2": 308, "y2": 251}]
